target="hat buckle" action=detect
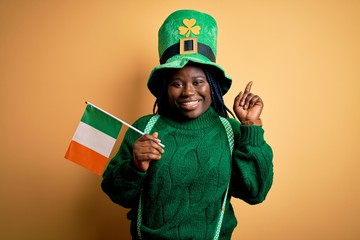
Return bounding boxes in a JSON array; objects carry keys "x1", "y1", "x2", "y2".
[{"x1": 179, "y1": 37, "x2": 198, "y2": 55}]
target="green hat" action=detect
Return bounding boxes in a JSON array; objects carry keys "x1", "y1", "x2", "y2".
[{"x1": 147, "y1": 9, "x2": 232, "y2": 98}]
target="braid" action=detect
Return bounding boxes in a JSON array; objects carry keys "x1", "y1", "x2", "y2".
[
  {"x1": 204, "y1": 69, "x2": 235, "y2": 118},
  {"x1": 153, "y1": 69, "x2": 174, "y2": 115}
]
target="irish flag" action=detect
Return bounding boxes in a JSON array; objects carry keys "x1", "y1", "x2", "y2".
[{"x1": 65, "y1": 103, "x2": 122, "y2": 175}]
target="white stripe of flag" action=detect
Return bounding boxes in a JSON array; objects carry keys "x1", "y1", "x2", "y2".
[{"x1": 72, "y1": 121, "x2": 116, "y2": 158}]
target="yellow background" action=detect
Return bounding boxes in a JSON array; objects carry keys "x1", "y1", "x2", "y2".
[{"x1": 1, "y1": 0, "x2": 359, "y2": 239}]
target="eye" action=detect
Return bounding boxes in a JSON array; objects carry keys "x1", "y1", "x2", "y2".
[
  {"x1": 169, "y1": 81, "x2": 183, "y2": 88},
  {"x1": 193, "y1": 78, "x2": 206, "y2": 86}
]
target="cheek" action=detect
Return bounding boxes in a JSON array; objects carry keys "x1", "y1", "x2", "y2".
[
  {"x1": 167, "y1": 88, "x2": 174, "y2": 100},
  {"x1": 205, "y1": 96, "x2": 212, "y2": 108},
  {"x1": 203, "y1": 87, "x2": 212, "y2": 102},
  {"x1": 204, "y1": 91, "x2": 213, "y2": 108},
  {"x1": 167, "y1": 89, "x2": 179, "y2": 105}
]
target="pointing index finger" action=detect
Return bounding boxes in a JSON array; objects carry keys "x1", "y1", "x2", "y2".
[{"x1": 244, "y1": 81, "x2": 253, "y2": 93}]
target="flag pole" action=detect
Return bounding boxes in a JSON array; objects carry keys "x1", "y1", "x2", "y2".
[{"x1": 85, "y1": 101, "x2": 165, "y2": 148}]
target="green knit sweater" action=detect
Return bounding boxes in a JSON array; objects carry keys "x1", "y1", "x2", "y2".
[{"x1": 101, "y1": 107, "x2": 273, "y2": 239}]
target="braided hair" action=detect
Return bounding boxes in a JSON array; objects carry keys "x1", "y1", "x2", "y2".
[{"x1": 203, "y1": 68, "x2": 235, "y2": 118}]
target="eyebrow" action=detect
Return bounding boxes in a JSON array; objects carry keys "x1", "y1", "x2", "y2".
[{"x1": 169, "y1": 74, "x2": 206, "y2": 81}]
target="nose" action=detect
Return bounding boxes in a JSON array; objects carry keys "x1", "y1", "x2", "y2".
[{"x1": 181, "y1": 83, "x2": 195, "y2": 96}]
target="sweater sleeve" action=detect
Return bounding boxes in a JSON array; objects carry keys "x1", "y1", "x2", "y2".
[
  {"x1": 101, "y1": 116, "x2": 151, "y2": 208},
  {"x1": 229, "y1": 121, "x2": 274, "y2": 205}
]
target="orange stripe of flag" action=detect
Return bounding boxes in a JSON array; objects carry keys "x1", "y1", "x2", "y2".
[{"x1": 65, "y1": 140, "x2": 109, "y2": 175}]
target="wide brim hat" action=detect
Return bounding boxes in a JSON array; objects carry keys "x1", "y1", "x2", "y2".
[{"x1": 147, "y1": 9, "x2": 232, "y2": 98}]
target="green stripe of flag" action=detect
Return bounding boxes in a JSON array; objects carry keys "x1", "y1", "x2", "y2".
[{"x1": 81, "y1": 104, "x2": 122, "y2": 139}]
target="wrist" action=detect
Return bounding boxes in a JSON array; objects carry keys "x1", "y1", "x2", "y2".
[{"x1": 242, "y1": 118, "x2": 262, "y2": 126}]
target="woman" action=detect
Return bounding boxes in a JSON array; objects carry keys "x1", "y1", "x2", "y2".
[{"x1": 101, "y1": 9, "x2": 273, "y2": 239}]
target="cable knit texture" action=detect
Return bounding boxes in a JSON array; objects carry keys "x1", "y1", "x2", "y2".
[{"x1": 101, "y1": 107, "x2": 273, "y2": 239}]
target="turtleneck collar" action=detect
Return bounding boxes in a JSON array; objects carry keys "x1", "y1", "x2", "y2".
[{"x1": 161, "y1": 107, "x2": 220, "y2": 130}]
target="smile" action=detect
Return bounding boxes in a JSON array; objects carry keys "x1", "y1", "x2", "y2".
[
  {"x1": 181, "y1": 100, "x2": 200, "y2": 106},
  {"x1": 178, "y1": 100, "x2": 201, "y2": 110}
]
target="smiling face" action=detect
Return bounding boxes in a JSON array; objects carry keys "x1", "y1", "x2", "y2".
[{"x1": 167, "y1": 65, "x2": 212, "y2": 119}]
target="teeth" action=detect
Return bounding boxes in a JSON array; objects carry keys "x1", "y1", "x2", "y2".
[{"x1": 182, "y1": 100, "x2": 198, "y2": 106}]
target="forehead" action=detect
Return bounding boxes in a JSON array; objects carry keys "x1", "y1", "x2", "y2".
[{"x1": 171, "y1": 65, "x2": 206, "y2": 78}]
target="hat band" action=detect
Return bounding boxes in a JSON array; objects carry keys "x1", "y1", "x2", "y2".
[{"x1": 160, "y1": 40, "x2": 216, "y2": 64}]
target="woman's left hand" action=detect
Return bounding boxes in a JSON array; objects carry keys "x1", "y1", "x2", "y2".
[{"x1": 233, "y1": 81, "x2": 263, "y2": 125}]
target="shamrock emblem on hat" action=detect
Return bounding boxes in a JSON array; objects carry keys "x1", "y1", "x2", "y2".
[{"x1": 179, "y1": 18, "x2": 201, "y2": 37}]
